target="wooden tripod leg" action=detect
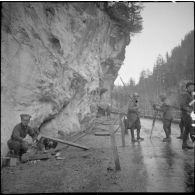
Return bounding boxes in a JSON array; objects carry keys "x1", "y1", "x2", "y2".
[
  {"x1": 110, "y1": 128, "x2": 121, "y2": 171},
  {"x1": 127, "y1": 129, "x2": 132, "y2": 141},
  {"x1": 119, "y1": 115, "x2": 125, "y2": 147}
]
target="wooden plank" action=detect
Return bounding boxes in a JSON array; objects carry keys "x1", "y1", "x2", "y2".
[
  {"x1": 112, "y1": 118, "x2": 119, "y2": 126},
  {"x1": 21, "y1": 153, "x2": 51, "y2": 163},
  {"x1": 94, "y1": 126, "x2": 110, "y2": 131},
  {"x1": 119, "y1": 114, "x2": 125, "y2": 147},
  {"x1": 95, "y1": 122, "x2": 113, "y2": 125},
  {"x1": 95, "y1": 123, "x2": 119, "y2": 133},
  {"x1": 40, "y1": 135, "x2": 89, "y2": 150},
  {"x1": 109, "y1": 125, "x2": 121, "y2": 171},
  {"x1": 110, "y1": 111, "x2": 127, "y2": 116},
  {"x1": 94, "y1": 132, "x2": 110, "y2": 136},
  {"x1": 114, "y1": 125, "x2": 120, "y2": 134},
  {"x1": 95, "y1": 118, "x2": 117, "y2": 126}
]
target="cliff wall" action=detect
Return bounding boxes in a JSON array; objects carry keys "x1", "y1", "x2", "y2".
[{"x1": 1, "y1": 2, "x2": 131, "y2": 156}]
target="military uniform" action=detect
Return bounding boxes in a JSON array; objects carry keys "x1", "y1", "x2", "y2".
[
  {"x1": 180, "y1": 90, "x2": 194, "y2": 149},
  {"x1": 127, "y1": 94, "x2": 143, "y2": 142},
  {"x1": 178, "y1": 114, "x2": 185, "y2": 139},
  {"x1": 159, "y1": 98, "x2": 173, "y2": 142},
  {"x1": 177, "y1": 92, "x2": 186, "y2": 139},
  {"x1": 7, "y1": 114, "x2": 37, "y2": 158}
]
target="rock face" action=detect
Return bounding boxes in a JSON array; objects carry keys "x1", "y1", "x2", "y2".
[{"x1": 1, "y1": 2, "x2": 131, "y2": 156}]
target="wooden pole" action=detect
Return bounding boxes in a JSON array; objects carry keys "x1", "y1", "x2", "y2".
[
  {"x1": 127, "y1": 129, "x2": 132, "y2": 142},
  {"x1": 119, "y1": 114, "x2": 125, "y2": 147},
  {"x1": 109, "y1": 125, "x2": 121, "y2": 171}
]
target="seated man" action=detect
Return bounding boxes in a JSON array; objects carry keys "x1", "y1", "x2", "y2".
[{"x1": 7, "y1": 114, "x2": 38, "y2": 160}]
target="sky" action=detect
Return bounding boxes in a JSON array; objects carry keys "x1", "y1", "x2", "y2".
[{"x1": 114, "y1": 2, "x2": 194, "y2": 86}]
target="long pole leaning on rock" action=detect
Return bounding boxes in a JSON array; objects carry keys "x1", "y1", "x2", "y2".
[{"x1": 120, "y1": 76, "x2": 133, "y2": 101}]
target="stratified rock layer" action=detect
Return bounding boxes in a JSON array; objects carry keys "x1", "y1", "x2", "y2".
[{"x1": 1, "y1": 2, "x2": 131, "y2": 156}]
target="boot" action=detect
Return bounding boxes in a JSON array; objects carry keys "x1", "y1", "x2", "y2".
[
  {"x1": 137, "y1": 129, "x2": 144, "y2": 141},
  {"x1": 177, "y1": 135, "x2": 183, "y2": 139},
  {"x1": 131, "y1": 138, "x2": 138, "y2": 142},
  {"x1": 130, "y1": 129, "x2": 137, "y2": 142},
  {"x1": 137, "y1": 137, "x2": 144, "y2": 141},
  {"x1": 182, "y1": 144, "x2": 193, "y2": 150},
  {"x1": 163, "y1": 137, "x2": 171, "y2": 142},
  {"x1": 177, "y1": 132, "x2": 183, "y2": 139}
]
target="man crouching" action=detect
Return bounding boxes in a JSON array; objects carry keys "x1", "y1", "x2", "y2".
[{"x1": 7, "y1": 114, "x2": 38, "y2": 160}]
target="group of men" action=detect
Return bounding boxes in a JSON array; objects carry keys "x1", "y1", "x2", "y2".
[
  {"x1": 6, "y1": 81, "x2": 194, "y2": 160},
  {"x1": 124, "y1": 81, "x2": 194, "y2": 150}
]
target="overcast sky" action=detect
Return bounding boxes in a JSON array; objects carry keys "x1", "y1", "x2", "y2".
[{"x1": 114, "y1": 2, "x2": 194, "y2": 86}]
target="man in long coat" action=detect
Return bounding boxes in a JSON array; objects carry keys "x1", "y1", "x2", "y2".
[{"x1": 127, "y1": 92, "x2": 144, "y2": 142}]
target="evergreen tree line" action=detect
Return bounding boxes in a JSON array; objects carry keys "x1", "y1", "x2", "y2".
[{"x1": 112, "y1": 30, "x2": 194, "y2": 119}]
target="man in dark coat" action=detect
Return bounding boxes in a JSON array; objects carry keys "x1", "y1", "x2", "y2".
[
  {"x1": 7, "y1": 114, "x2": 38, "y2": 159},
  {"x1": 177, "y1": 82, "x2": 187, "y2": 139},
  {"x1": 180, "y1": 82, "x2": 194, "y2": 149},
  {"x1": 177, "y1": 116, "x2": 185, "y2": 139},
  {"x1": 153, "y1": 94, "x2": 173, "y2": 142}
]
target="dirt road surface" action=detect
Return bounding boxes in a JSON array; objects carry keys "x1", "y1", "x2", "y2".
[{"x1": 1, "y1": 118, "x2": 194, "y2": 193}]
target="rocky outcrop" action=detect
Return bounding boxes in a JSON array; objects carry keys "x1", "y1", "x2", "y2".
[{"x1": 1, "y1": 2, "x2": 132, "y2": 156}]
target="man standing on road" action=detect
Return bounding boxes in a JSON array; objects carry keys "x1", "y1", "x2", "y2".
[
  {"x1": 153, "y1": 94, "x2": 173, "y2": 142},
  {"x1": 7, "y1": 114, "x2": 38, "y2": 160},
  {"x1": 180, "y1": 82, "x2": 194, "y2": 150},
  {"x1": 177, "y1": 82, "x2": 187, "y2": 139},
  {"x1": 177, "y1": 115, "x2": 185, "y2": 139},
  {"x1": 127, "y1": 92, "x2": 144, "y2": 142}
]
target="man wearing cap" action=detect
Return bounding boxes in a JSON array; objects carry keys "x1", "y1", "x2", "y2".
[
  {"x1": 127, "y1": 92, "x2": 144, "y2": 142},
  {"x1": 180, "y1": 81, "x2": 194, "y2": 149},
  {"x1": 153, "y1": 94, "x2": 173, "y2": 142},
  {"x1": 7, "y1": 114, "x2": 38, "y2": 159}
]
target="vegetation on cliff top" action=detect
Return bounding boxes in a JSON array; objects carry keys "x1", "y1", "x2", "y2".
[
  {"x1": 106, "y1": 2, "x2": 143, "y2": 36},
  {"x1": 96, "y1": 2, "x2": 143, "y2": 36}
]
